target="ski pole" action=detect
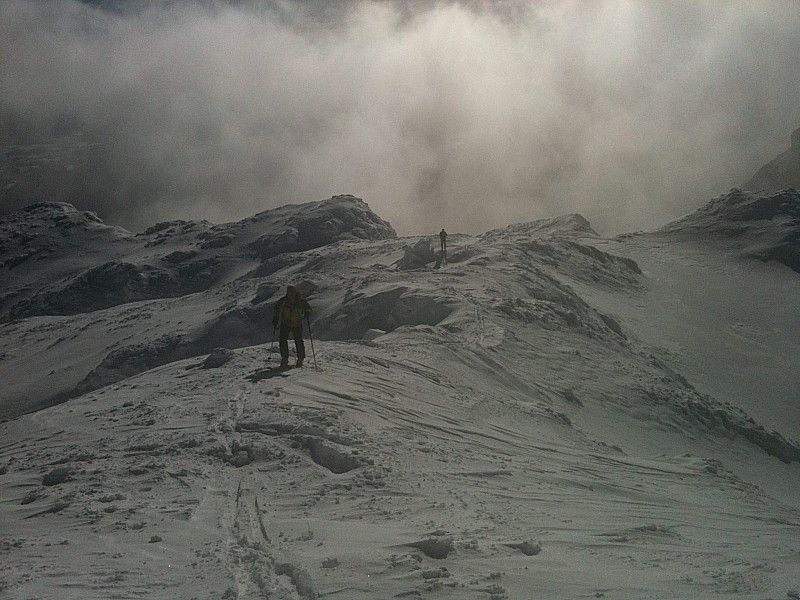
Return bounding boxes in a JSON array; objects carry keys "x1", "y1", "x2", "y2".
[{"x1": 306, "y1": 315, "x2": 318, "y2": 370}]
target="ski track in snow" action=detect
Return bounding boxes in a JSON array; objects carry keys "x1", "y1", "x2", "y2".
[{"x1": 2, "y1": 338, "x2": 799, "y2": 599}]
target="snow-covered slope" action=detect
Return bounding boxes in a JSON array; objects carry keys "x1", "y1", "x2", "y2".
[
  {"x1": 657, "y1": 188, "x2": 800, "y2": 272},
  {"x1": 1, "y1": 195, "x2": 799, "y2": 599},
  {"x1": 603, "y1": 188, "x2": 800, "y2": 462},
  {"x1": 0, "y1": 196, "x2": 396, "y2": 417},
  {"x1": 0, "y1": 195, "x2": 396, "y2": 322}
]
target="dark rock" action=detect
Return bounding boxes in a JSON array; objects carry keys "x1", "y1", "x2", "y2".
[
  {"x1": 42, "y1": 467, "x2": 71, "y2": 486},
  {"x1": 508, "y1": 541, "x2": 542, "y2": 556},
  {"x1": 743, "y1": 127, "x2": 800, "y2": 192},
  {"x1": 202, "y1": 348, "x2": 234, "y2": 369},
  {"x1": 396, "y1": 239, "x2": 435, "y2": 270},
  {"x1": 407, "y1": 537, "x2": 454, "y2": 559}
]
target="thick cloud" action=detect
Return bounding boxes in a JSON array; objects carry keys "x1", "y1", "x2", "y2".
[{"x1": 2, "y1": 0, "x2": 799, "y2": 235}]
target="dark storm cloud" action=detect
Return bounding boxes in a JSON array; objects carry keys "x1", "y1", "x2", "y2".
[{"x1": 2, "y1": 0, "x2": 799, "y2": 234}]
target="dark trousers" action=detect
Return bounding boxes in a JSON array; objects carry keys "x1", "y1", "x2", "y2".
[{"x1": 279, "y1": 322, "x2": 305, "y2": 360}]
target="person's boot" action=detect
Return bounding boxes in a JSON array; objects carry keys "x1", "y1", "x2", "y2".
[
  {"x1": 295, "y1": 358, "x2": 304, "y2": 368},
  {"x1": 280, "y1": 357, "x2": 289, "y2": 368}
]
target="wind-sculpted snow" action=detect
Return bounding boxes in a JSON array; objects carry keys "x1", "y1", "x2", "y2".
[
  {"x1": 643, "y1": 379, "x2": 800, "y2": 464},
  {"x1": 246, "y1": 195, "x2": 397, "y2": 258},
  {"x1": 0, "y1": 202, "x2": 134, "y2": 268},
  {"x1": 481, "y1": 213, "x2": 598, "y2": 241},
  {"x1": 8, "y1": 262, "x2": 187, "y2": 320},
  {"x1": 318, "y1": 286, "x2": 455, "y2": 341},
  {"x1": 656, "y1": 188, "x2": 800, "y2": 273},
  {"x1": 0, "y1": 196, "x2": 395, "y2": 321},
  {"x1": 1, "y1": 199, "x2": 800, "y2": 598},
  {"x1": 72, "y1": 297, "x2": 274, "y2": 399},
  {"x1": 2, "y1": 332, "x2": 799, "y2": 598}
]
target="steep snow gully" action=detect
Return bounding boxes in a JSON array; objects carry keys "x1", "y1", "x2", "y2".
[{"x1": 1, "y1": 191, "x2": 799, "y2": 599}]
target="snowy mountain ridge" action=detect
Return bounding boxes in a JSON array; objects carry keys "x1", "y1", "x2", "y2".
[
  {"x1": 1, "y1": 192, "x2": 799, "y2": 599},
  {"x1": 655, "y1": 188, "x2": 800, "y2": 273},
  {"x1": 0, "y1": 195, "x2": 396, "y2": 322}
]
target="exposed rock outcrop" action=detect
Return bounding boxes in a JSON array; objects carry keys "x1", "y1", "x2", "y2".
[{"x1": 742, "y1": 127, "x2": 800, "y2": 193}]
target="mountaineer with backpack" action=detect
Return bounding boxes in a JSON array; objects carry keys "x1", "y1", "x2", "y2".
[{"x1": 272, "y1": 284, "x2": 312, "y2": 368}]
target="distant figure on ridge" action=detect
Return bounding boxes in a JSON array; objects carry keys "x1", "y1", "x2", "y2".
[
  {"x1": 272, "y1": 284, "x2": 311, "y2": 368},
  {"x1": 439, "y1": 229, "x2": 448, "y2": 263}
]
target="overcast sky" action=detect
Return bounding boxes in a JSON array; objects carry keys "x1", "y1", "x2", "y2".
[{"x1": 2, "y1": 0, "x2": 799, "y2": 235}]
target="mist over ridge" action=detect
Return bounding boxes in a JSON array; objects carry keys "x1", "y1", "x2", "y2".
[{"x1": 2, "y1": 0, "x2": 800, "y2": 236}]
